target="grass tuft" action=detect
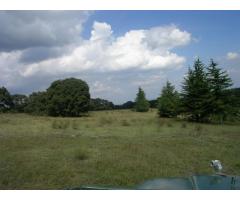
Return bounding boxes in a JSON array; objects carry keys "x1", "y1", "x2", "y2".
[
  {"x1": 121, "y1": 120, "x2": 131, "y2": 126},
  {"x1": 74, "y1": 148, "x2": 89, "y2": 161}
]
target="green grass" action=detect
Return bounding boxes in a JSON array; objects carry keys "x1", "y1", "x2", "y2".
[{"x1": 0, "y1": 109, "x2": 240, "y2": 189}]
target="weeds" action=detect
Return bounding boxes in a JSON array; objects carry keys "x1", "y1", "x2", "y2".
[
  {"x1": 181, "y1": 123, "x2": 187, "y2": 128},
  {"x1": 52, "y1": 120, "x2": 70, "y2": 129},
  {"x1": 74, "y1": 148, "x2": 88, "y2": 161},
  {"x1": 99, "y1": 117, "x2": 113, "y2": 126},
  {"x1": 121, "y1": 120, "x2": 131, "y2": 126},
  {"x1": 72, "y1": 120, "x2": 79, "y2": 130}
]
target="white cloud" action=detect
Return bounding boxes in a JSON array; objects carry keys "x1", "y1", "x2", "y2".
[
  {"x1": 16, "y1": 22, "x2": 191, "y2": 77},
  {"x1": 0, "y1": 21, "x2": 192, "y2": 95},
  {"x1": 91, "y1": 81, "x2": 112, "y2": 93},
  {"x1": 227, "y1": 52, "x2": 239, "y2": 60},
  {"x1": 132, "y1": 74, "x2": 165, "y2": 87}
]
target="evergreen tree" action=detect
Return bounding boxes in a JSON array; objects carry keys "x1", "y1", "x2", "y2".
[
  {"x1": 158, "y1": 81, "x2": 180, "y2": 117},
  {"x1": 181, "y1": 59, "x2": 211, "y2": 122},
  {"x1": 207, "y1": 59, "x2": 233, "y2": 122},
  {"x1": 135, "y1": 87, "x2": 149, "y2": 112}
]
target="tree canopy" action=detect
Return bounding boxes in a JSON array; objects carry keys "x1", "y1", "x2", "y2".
[{"x1": 47, "y1": 78, "x2": 90, "y2": 117}]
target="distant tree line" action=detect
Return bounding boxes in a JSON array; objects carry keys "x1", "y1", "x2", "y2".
[{"x1": 0, "y1": 58, "x2": 239, "y2": 122}]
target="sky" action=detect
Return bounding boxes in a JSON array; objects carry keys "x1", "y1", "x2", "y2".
[{"x1": 0, "y1": 10, "x2": 240, "y2": 104}]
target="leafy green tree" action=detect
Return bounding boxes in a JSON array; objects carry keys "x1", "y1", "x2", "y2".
[
  {"x1": 181, "y1": 59, "x2": 211, "y2": 122},
  {"x1": 207, "y1": 59, "x2": 233, "y2": 122},
  {"x1": 12, "y1": 94, "x2": 28, "y2": 112},
  {"x1": 89, "y1": 98, "x2": 114, "y2": 111},
  {"x1": 24, "y1": 92, "x2": 48, "y2": 115},
  {"x1": 135, "y1": 87, "x2": 149, "y2": 112},
  {"x1": 47, "y1": 78, "x2": 90, "y2": 117},
  {"x1": 0, "y1": 87, "x2": 13, "y2": 112},
  {"x1": 158, "y1": 81, "x2": 180, "y2": 117}
]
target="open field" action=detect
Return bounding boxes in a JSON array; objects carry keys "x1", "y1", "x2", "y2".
[{"x1": 0, "y1": 109, "x2": 240, "y2": 189}]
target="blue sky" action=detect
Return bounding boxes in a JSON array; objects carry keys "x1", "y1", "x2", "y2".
[{"x1": 0, "y1": 11, "x2": 239, "y2": 104}]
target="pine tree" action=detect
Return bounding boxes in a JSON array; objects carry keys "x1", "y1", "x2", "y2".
[
  {"x1": 158, "y1": 81, "x2": 180, "y2": 117},
  {"x1": 207, "y1": 59, "x2": 232, "y2": 122},
  {"x1": 181, "y1": 59, "x2": 211, "y2": 122},
  {"x1": 135, "y1": 87, "x2": 149, "y2": 112}
]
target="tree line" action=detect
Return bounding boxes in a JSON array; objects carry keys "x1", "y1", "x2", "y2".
[{"x1": 0, "y1": 58, "x2": 239, "y2": 122}]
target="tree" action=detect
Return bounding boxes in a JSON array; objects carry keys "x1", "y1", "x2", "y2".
[
  {"x1": 24, "y1": 92, "x2": 48, "y2": 115},
  {"x1": 207, "y1": 59, "x2": 233, "y2": 122},
  {"x1": 181, "y1": 59, "x2": 211, "y2": 122},
  {"x1": 158, "y1": 81, "x2": 180, "y2": 117},
  {"x1": 12, "y1": 94, "x2": 28, "y2": 112},
  {"x1": 0, "y1": 87, "x2": 13, "y2": 112},
  {"x1": 89, "y1": 98, "x2": 114, "y2": 111},
  {"x1": 135, "y1": 87, "x2": 149, "y2": 112},
  {"x1": 46, "y1": 78, "x2": 90, "y2": 117},
  {"x1": 149, "y1": 99, "x2": 158, "y2": 108}
]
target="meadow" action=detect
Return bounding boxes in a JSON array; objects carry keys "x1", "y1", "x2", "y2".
[{"x1": 0, "y1": 109, "x2": 240, "y2": 189}]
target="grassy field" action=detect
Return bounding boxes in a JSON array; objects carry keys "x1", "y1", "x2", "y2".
[{"x1": 0, "y1": 109, "x2": 240, "y2": 189}]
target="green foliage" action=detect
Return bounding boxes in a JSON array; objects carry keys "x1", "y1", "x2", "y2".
[
  {"x1": 47, "y1": 78, "x2": 90, "y2": 117},
  {"x1": 0, "y1": 87, "x2": 13, "y2": 112},
  {"x1": 158, "y1": 81, "x2": 180, "y2": 118},
  {"x1": 114, "y1": 101, "x2": 135, "y2": 110},
  {"x1": 181, "y1": 59, "x2": 211, "y2": 122},
  {"x1": 90, "y1": 98, "x2": 114, "y2": 111},
  {"x1": 207, "y1": 59, "x2": 233, "y2": 123},
  {"x1": 12, "y1": 94, "x2": 28, "y2": 112},
  {"x1": 24, "y1": 92, "x2": 48, "y2": 115},
  {"x1": 135, "y1": 87, "x2": 149, "y2": 112},
  {"x1": 181, "y1": 58, "x2": 235, "y2": 123}
]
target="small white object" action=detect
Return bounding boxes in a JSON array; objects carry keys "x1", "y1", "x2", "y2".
[{"x1": 211, "y1": 160, "x2": 223, "y2": 172}]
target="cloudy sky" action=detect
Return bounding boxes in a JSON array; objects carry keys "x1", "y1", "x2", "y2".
[{"x1": 0, "y1": 11, "x2": 240, "y2": 104}]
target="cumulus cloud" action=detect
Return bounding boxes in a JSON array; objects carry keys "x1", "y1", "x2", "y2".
[
  {"x1": 0, "y1": 17, "x2": 192, "y2": 103},
  {"x1": 16, "y1": 22, "x2": 191, "y2": 77},
  {"x1": 227, "y1": 52, "x2": 239, "y2": 60}
]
